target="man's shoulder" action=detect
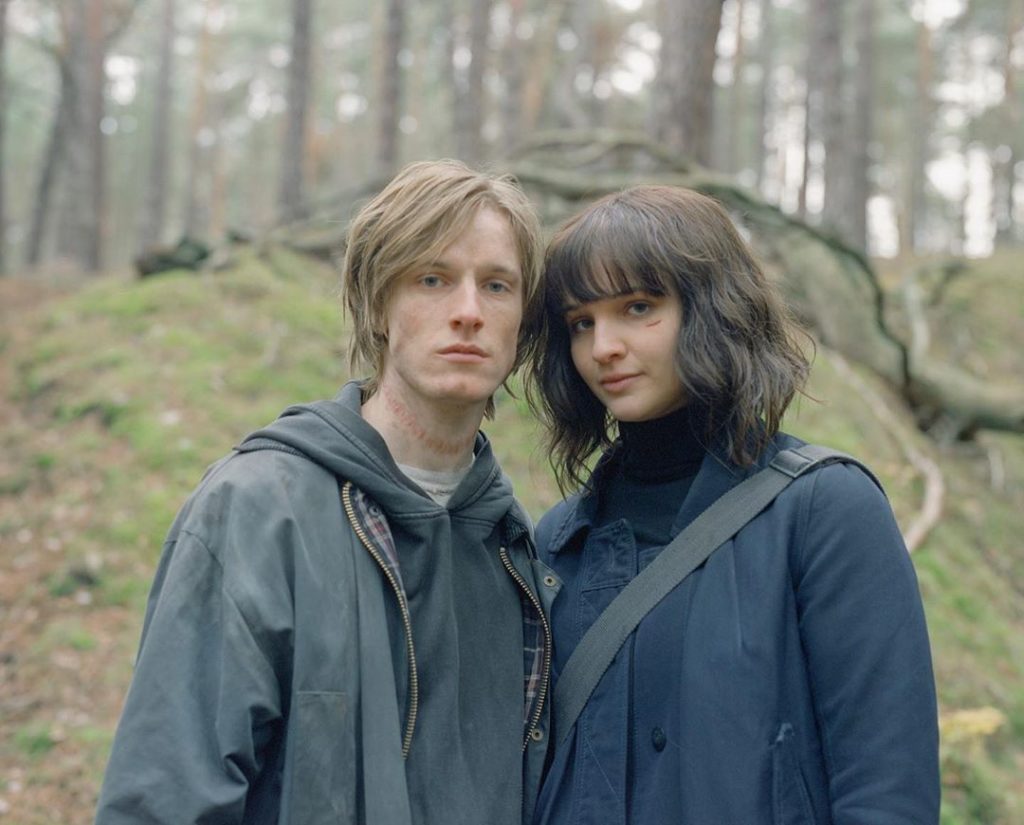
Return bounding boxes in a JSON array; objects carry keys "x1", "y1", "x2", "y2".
[
  {"x1": 198, "y1": 445, "x2": 336, "y2": 499},
  {"x1": 169, "y1": 447, "x2": 343, "y2": 549}
]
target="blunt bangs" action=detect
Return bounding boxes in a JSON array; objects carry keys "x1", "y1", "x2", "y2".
[{"x1": 545, "y1": 203, "x2": 676, "y2": 315}]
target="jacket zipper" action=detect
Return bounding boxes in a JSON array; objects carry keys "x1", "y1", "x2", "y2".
[
  {"x1": 341, "y1": 481, "x2": 419, "y2": 759},
  {"x1": 499, "y1": 545, "x2": 553, "y2": 751}
]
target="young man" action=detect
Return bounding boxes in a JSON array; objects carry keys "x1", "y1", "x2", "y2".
[{"x1": 94, "y1": 160, "x2": 555, "y2": 825}]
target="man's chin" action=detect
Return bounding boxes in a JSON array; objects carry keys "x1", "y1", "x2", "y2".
[{"x1": 427, "y1": 377, "x2": 504, "y2": 408}]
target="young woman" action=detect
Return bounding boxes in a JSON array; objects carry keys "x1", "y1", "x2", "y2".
[{"x1": 528, "y1": 186, "x2": 939, "y2": 824}]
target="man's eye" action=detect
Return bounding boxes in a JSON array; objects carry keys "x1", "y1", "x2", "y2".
[
  {"x1": 419, "y1": 274, "x2": 443, "y2": 287},
  {"x1": 484, "y1": 281, "x2": 510, "y2": 294}
]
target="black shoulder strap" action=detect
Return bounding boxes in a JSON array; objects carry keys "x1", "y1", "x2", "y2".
[{"x1": 552, "y1": 445, "x2": 875, "y2": 747}]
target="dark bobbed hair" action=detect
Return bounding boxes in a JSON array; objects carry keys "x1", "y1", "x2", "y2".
[{"x1": 528, "y1": 186, "x2": 811, "y2": 493}]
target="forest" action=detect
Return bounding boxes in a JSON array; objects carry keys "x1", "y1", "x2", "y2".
[
  {"x1": 0, "y1": 0, "x2": 1021, "y2": 270},
  {"x1": 0, "y1": 0, "x2": 1023, "y2": 822}
]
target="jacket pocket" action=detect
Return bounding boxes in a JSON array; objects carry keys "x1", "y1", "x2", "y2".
[
  {"x1": 288, "y1": 691, "x2": 354, "y2": 824},
  {"x1": 772, "y1": 723, "x2": 817, "y2": 825}
]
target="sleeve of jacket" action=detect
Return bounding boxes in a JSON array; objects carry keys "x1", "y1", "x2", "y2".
[
  {"x1": 794, "y1": 463, "x2": 940, "y2": 825},
  {"x1": 94, "y1": 490, "x2": 287, "y2": 824}
]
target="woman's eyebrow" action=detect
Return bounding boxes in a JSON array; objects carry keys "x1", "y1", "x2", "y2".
[{"x1": 561, "y1": 288, "x2": 650, "y2": 313}]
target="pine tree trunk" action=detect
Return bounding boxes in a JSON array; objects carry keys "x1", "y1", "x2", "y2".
[
  {"x1": 551, "y1": 0, "x2": 591, "y2": 131},
  {"x1": 377, "y1": 0, "x2": 405, "y2": 176},
  {"x1": 278, "y1": 0, "x2": 313, "y2": 223},
  {"x1": 0, "y1": 0, "x2": 8, "y2": 274},
  {"x1": 664, "y1": 0, "x2": 725, "y2": 166},
  {"x1": 818, "y1": 0, "x2": 847, "y2": 239},
  {"x1": 903, "y1": 20, "x2": 933, "y2": 255},
  {"x1": 723, "y1": 0, "x2": 747, "y2": 175},
  {"x1": 455, "y1": 0, "x2": 491, "y2": 164},
  {"x1": 27, "y1": 61, "x2": 74, "y2": 268},
  {"x1": 754, "y1": 0, "x2": 775, "y2": 193},
  {"x1": 182, "y1": 0, "x2": 215, "y2": 238},
  {"x1": 798, "y1": 0, "x2": 825, "y2": 220},
  {"x1": 138, "y1": 0, "x2": 176, "y2": 251},
  {"x1": 56, "y1": 0, "x2": 106, "y2": 272},
  {"x1": 846, "y1": 0, "x2": 875, "y2": 252},
  {"x1": 500, "y1": 0, "x2": 525, "y2": 151},
  {"x1": 995, "y1": 0, "x2": 1022, "y2": 245}
]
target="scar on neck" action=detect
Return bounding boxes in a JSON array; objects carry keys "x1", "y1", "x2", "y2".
[{"x1": 383, "y1": 388, "x2": 475, "y2": 457}]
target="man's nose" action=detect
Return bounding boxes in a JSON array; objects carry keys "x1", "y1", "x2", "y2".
[{"x1": 450, "y1": 280, "x2": 484, "y2": 329}]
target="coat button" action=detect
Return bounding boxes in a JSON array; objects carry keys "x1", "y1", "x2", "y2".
[
  {"x1": 651, "y1": 726, "x2": 667, "y2": 752},
  {"x1": 530, "y1": 728, "x2": 544, "y2": 742},
  {"x1": 543, "y1": 575, "x2": 557, "y2": 587}
]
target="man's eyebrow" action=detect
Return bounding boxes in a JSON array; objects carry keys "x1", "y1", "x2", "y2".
[{"x1": 423, "y1": 259, "x2": 521, "y2": 276}]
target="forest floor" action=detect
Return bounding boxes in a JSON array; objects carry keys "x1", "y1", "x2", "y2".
[
  {"x1": 0, "y1": 276, "x2": 140, "y2": 821},
  {"x1": 0, "y1": 252, "x2": 1022, "y2": 823}
]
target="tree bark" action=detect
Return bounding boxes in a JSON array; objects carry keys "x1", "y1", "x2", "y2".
[
  {"x1": 500, "y1": 0, "x2": 526, "y2": 151},
  {"x1": 27, "y1": 59, "x2": 74, "y2": 268},
  {"x1": 278, "y1": 0, "x2": 314, "y2": 223},
  {"x1": 0, "y1": 0, "x2": 8, "y2": 275},
  {"x1": 550, "y1": 0, "x2": 592, "y2": 131},
  {"x1": 454, "y1": 0, "x2": 491, "y2": 164},
  {"x1": 994, "y1": 0, "x2": 1022, "y2": 245},
  {"x1": 56, "y1": 0, "x2": 106, "y2": 272},
  {"x1": 753, "y1": 0, "x2": 775, "y2": 193},
  {"x1": 521, "y1": 0, "x2": 573, "y2": 134},
  {"x1": 818, "y1": 0, "x2": 847, "y2": 239},
  {"x1": 845, "y1": 0, "x2": 875, "y2": 252},
  {"x1": 661, "y1": 0, "x2": 726, "y2": 166},
  {"x1": 376, "y1": 0, "x2": 406, "y2": 176},
  {"x1": 182, "y1": 0, "x2": 215, "y2": 239},
  {"x1": 903, "y1": 20, "x2": 933, "y2": 255},
  {"x1": 723, "y1": 0, "x2": 747, "y2": 175},
  {"x1": 798, "y1": 0, "x2": 826, "y2": 221},
  {"x1": 138, "y1": 0, "x2": 176, "y2": 251}
]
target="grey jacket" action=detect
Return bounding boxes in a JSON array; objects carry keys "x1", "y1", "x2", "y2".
[{"x1": 95, "y1": 383, "x2": 555, "y2": 824}]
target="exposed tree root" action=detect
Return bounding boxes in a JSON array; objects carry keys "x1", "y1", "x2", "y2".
[{"x1": 825, "y1": 349, "x2": 944, "y2": 554}]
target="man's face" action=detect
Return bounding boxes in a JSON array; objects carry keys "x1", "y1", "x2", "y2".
[{"x1": 376, "y1": 207, "x2": 524, "y2": 415}]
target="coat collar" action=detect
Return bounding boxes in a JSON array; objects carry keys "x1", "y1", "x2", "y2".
[{"x1": 546, "y1": 432, "x2": 793, "y2": 557}]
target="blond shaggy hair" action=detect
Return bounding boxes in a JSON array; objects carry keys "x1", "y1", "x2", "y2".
[{"x1": 341, "y1": 159, "x2": 542, "y2": 415}]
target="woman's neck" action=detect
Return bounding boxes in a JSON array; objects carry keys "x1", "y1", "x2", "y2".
[{"x1": 617, "y1": 404, "x2": 707, "y2": 482}]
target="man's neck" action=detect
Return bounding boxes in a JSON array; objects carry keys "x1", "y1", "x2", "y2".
[{"x1": 361, "y1": 383, "x2": 483, "y2": 472}]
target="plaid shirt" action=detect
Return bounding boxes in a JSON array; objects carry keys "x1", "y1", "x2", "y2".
[{"x1": 346, "y1": 484, "x2": 549, "y2": 739}]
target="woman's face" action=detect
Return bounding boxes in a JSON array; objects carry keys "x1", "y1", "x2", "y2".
[{"x1": 564, "y1": 290, "x2": 686, "y2": 423}]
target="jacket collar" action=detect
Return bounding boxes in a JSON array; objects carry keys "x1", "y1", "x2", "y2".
[{"x1": 546, "y1": 432, "x2": 789, "y2": 557}]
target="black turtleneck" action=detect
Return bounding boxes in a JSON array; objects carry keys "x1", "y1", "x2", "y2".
[{"x1": 595, "y1": 404, "x2": 707, "y2": 559}]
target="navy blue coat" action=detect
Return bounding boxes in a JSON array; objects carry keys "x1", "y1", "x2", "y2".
[{"x1": 532, "y1": 433, "x2": 939, "y2": 825}]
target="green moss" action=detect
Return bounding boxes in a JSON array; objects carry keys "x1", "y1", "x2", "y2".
[{"x1": 13, "y1": 723, "x2": 57, "y2": 758}]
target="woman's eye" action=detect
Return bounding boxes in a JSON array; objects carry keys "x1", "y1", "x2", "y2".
[
  {"x1": 626, "y1": 301, "x2": 652, "y2": 317},
  {"x1": 567, "y1": 317, "x2": 593, "y2": 334}
]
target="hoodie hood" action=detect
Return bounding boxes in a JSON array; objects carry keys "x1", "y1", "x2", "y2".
[{"x1": 236, "y1": 381, "x2": 519, "y2": 531}]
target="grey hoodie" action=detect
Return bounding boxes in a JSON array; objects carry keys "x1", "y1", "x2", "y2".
[{"x1": 95, "y1": 382, "x2": 555, "y2": 825}]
